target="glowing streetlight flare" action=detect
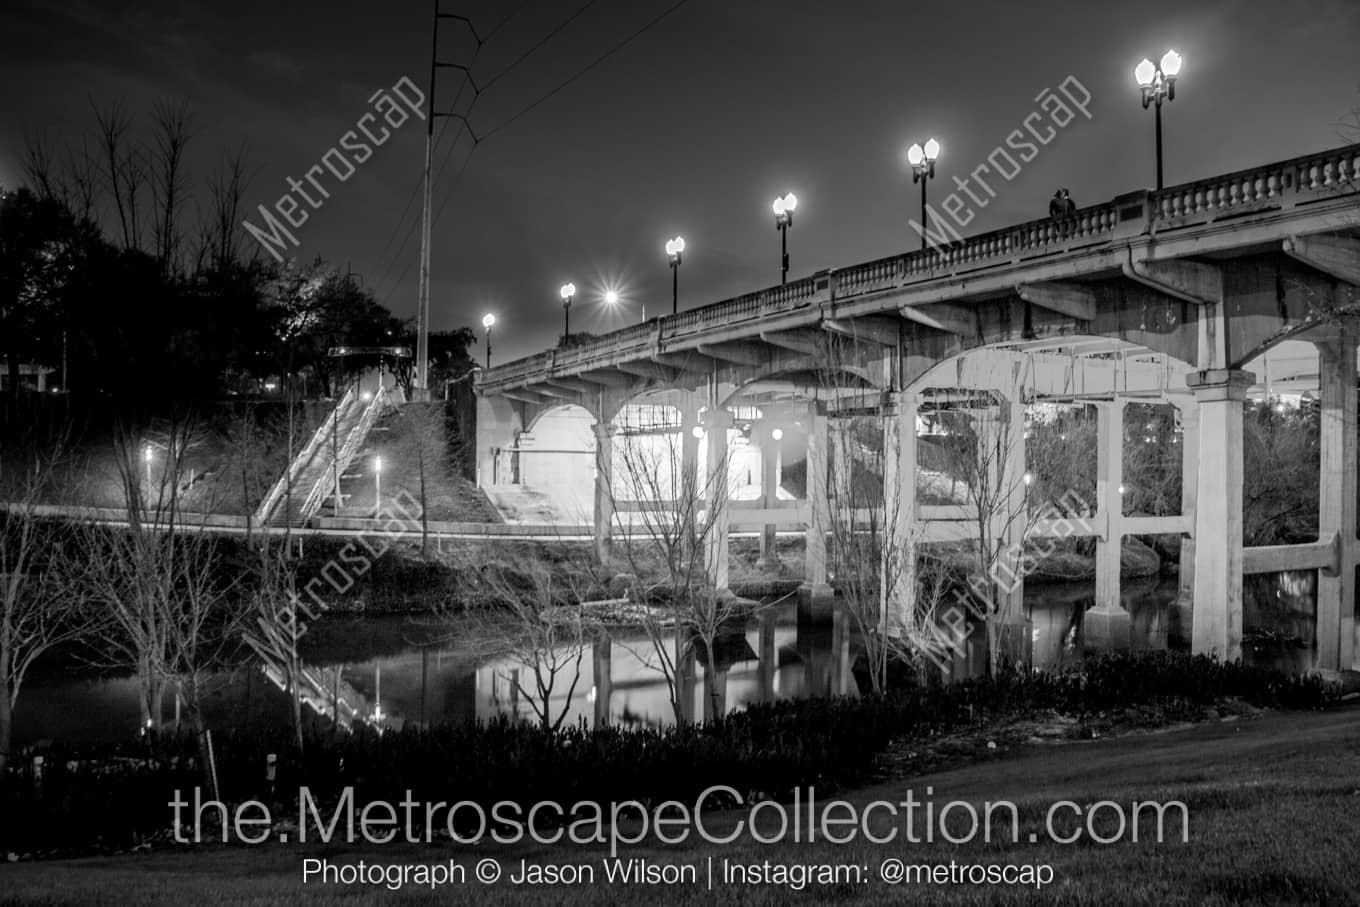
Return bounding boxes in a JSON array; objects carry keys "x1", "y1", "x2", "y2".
[
  {"x1": 923, "y1": 138, "x2": 941, "y2": 161},
  {"x1": 374, "y1": 456, "x2": 383, "y2": 473},
  {"x1": 559, "y1": 283, "x2": 576, "y2": 300},
  {"x1": 1160, "y1": 49, "x2": 1182, "y2": 77},
  {"x1": 771, "y1": 428, "x2": 783, "y2": 441},
  {"x1": 604, "y1": 290, "x2": 619, "y2": 305},
  {"x1": 482, "y1": 313, "x2": 495, "y2": 329},
  {"x1": 906, "y1": 143, "x2": 924, "y2": 166}
]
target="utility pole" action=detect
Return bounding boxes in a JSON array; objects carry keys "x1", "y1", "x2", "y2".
[
  {"x1": 414, "y1": 1, "x2": 439, "y2": 401},
  {"x1": 415, "y1": 3, "x2": 478, "y2": 401}
]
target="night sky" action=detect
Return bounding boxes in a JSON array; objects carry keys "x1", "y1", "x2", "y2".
[{"x1": 3, "y1": 0, "x2": 1358, "y2": 363}]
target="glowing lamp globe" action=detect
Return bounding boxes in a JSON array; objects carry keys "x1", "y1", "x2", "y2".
[{"x1": 1134, "y1": 58, "x2": 1156, "y2": 87}]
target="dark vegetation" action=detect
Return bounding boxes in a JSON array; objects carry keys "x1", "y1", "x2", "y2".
[{"x1": 0, "y1": 651, "x2": 1337, "y2": 856}]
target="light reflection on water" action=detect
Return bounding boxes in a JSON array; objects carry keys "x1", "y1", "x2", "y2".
[{"x1": 16, "y1": 573, "x2": 1318, "y2": 745}]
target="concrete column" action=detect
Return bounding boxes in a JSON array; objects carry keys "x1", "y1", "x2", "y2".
[
  {"x1": 702, "y1": 668, "x2": 728, "y2": 722},
  {"x1": 592, "y1": 421, "x2": 615, "y2": 564},
  {"x1": 1316, "y1": 325, "x2": 1358, "y2": 671},
  {"x1": 592, "y1": 635, "x2": 612, "y2": 727},
  {"x1": 1174, "y1": 397, "x2": 1199, "y2": 636},
  {"x1": 702, "y1": 407, "x2": 733, "y2": 590},
  {"x1": 880, "y1": 391, "x2": 920, "y2": 638},
  {"x1": 757, "y1": 613, "x2": 777, "y2": 702},
  {"x1": 757, "y1": 423, "x2": 781, "y2": 569},
  {"x1": 1187, "y1": 368, "x2": 1254, "y2": 661},
  {"x1": 680, "y1": 407, "x2": 701, "y2": 559},
  {"x1": 799, "y1": 402, "x2": 834, "y2": 619},
  {"x1": 1087, "y1": 398, "x2": 1131, "y2": 650},
  {"x1": 998, "y1": 395, "x2": 1029, "y2": 626},
  {"x1": 675, "y1": 631, "x2": 697, "y2": 725}
]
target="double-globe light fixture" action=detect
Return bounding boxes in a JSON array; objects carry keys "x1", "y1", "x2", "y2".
[
  {"x1": 905, "y1": 138, "x2": 941, "y2": 250},
  {"x1": 664, "y1": 236, "x2": 685, "y2": 314},
  {"x1": 1134, "y1": 50, "x2": 1182, "y2": 190},
  {"x1": 772, "y1": 192, "x2": 798, "y2": 284}
]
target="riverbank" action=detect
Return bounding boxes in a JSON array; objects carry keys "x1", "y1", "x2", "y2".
[
  {"x1": 5, "y1": 698, "x2": 1358, "y2": 905},
  {"x1": 2, "y1": 653, "x2": 1338, "y2": 859}
]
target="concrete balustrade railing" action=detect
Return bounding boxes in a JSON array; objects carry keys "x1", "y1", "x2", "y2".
[{"x1": 477, "y1": 143, "x2": 1360, "y2": 393}]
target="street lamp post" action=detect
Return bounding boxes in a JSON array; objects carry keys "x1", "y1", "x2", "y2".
[
  {"x1": 143, "y1": 444, "x2": 154, "y2": 488},
  {"x1": 906, "y1": 139, "x2": 941, "y2": 250},
  {"x1": 481, "y1": 313, "x2": 495, "y2": 368},
  {"x1": 665, "y1": 237, "x2": 685, "y2": 314},
  {"x1": 559, "y1": 283, "x2": 576, "y2": 340},
  {"x1": 772, "y1": 193, "x2": 798, "y2": 284},
  {"x1": 1134, "y1": 50, "x2": 1182, "y2": 190}
]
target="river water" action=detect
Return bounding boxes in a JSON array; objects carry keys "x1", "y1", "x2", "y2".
[{"x1": 15, "y1": 573, "x2": 1317, "y2": 746}]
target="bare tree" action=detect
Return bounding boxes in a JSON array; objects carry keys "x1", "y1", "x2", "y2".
[
  {"x1": 0, "y1": 440, "x2": 97, "y2": 777},
  {"x1": 932, "y1": 394, "x2": 1041, "y2": 676},
  {"x1": 464, "y1": 556, "x2": 591, "y2": 733},
  {"x1": 91, "y1": 97, "x2": 143, "y2": 251},
  {"x1": 240, "y1": 538, "x2": 308, "y2": 753},
  {"x1": 606, "y1": 411, "x2": 738, "y2": 724},
  {"x1": 149, "y1": 99, "x2": 193, "y2": 275}
]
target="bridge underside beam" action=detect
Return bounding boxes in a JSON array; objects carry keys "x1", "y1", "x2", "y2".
[
  {"x1": 759, "y1": 328, "x2": 826, "y2": 357},
  {"x1": 578, "y1": 370, "x2": 635, "y2": 389},
  {"x1": 502, "y1": 389, "x2": 552, "y2": 405},
  {"x1": 1015, "y1": 281, "x2": 1097, "y2": 321},
  {"x1": 544, "y1": 378, "x2": 599, "y2": 395},
  {"x1": 1122, "y1": 258, "x2": 1222, "y2": 306},
  {"x1": 697, "y1": 341, "x2": 767, "y2": 367},
  {"x1": 616, "y1": 361, "x2": 681, "y2": 382},
  {"x1": 653, "y1": 351, "x2": 717, "y2": 376},
  {"x1": 900, "y1": 303, "x2": 977, "y2": 336},
  {"x1": 822, "y1": 316, "x2": 902, "y2": 347},
  {"x1": 1283, "y1": 233, "x2": 1360, "y2": 287}
]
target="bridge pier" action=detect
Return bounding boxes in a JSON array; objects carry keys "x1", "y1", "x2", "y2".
[
  {"x1": 881, "y1": 391, "x2": 920, "y2": 637},
  {"x1": 1088, "y1": 398, "x2": 1131, "y2": 650},
  {"x1": 702, "y1": 407, "x2": 733, "y2": 590},
  {"x1": 1315, "y1": 323, "x2": 1358, "y2": 671},
  {"x1": 1188, "y1": 369, "x2": 1254, "y2": 661},
  {"x1": 592, "y1": 634, "x2": 612, "y2": 727},
  {"x1": 798, "y1": 402, "x2": 834, "y2": 620},
  {"x1": 757, "y1": 423, "x2": 781, "y2": 569},
  {"x1": 1174, "y1": 398, "x2": 1199, "y2": 639},
  {"x1": 986, "y1": 396, "x2": 1031, "y2": 667},
  {"x1": 592, "y1": 422, "x2": 615, "y2": 564}
]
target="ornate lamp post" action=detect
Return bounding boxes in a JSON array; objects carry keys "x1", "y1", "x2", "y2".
[
  {"x1": 1134, "y1": 50, "x2": 1182, "y2": 190},
  {"x1": 665, "y1": 237, "x2": 685, "y2": 314},
  {"x1": 559, "y1": 282, "x2": 576, "y2": 339},
  {"x1": 772, "y1": 192, "x2": 798, "y2": 284},
  {"x1": 906, "y1": 138, "x2": 941, "y2": 250},
  {"x1": 481, "y1": 313, "x2": 495, "y2": 368}
]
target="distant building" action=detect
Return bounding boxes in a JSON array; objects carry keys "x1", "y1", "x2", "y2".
[{"x1": 0, "y1": 360, "x2": 56, "y2": 393}]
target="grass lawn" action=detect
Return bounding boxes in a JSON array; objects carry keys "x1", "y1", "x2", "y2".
[{"x1": 6, "y1": 704, "x2": 1360, "y2": 905}]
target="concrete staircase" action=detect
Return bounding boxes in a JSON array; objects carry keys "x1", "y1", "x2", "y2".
[{"x1": 254, "y1": 386, "x2": 398, "y2": 528}]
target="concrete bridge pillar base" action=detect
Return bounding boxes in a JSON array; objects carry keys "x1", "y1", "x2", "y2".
[
  {"x1": 1083, "y1": 605, "x2": 1132, "y2": 651},
  {"x1": 1187, "y1": 368, "x2": 1254, "y2": 661},
  {"x1": 990, "y1": 613, "x2": 1034, "y2": 670},
  {"x1": 1315, "y1": 323, "x2": 1358, "y2": 672},
  {"x1": 796, "y1": 582, "x2": 835, "y2": 624}
]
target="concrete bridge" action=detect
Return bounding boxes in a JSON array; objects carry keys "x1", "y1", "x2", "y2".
[{"x1": 475, "y1": 143, "x2": 1360, "y2": 671}]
